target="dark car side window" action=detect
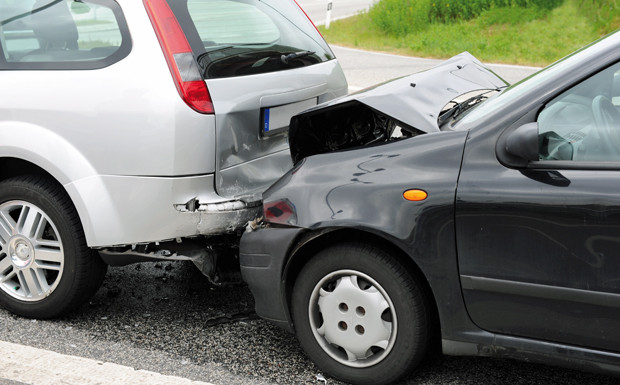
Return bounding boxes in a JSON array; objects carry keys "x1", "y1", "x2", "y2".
[
  {"x1": 538, "y1": 62, "x2": 620, "y2": 162},
  {"x1": 0, "y1": 0, "x2": 130, "y2": 70}
]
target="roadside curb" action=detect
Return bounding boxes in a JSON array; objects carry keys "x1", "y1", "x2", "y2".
[{"x1": 0, "y1": 340, "x2": 216, "y2": 385}]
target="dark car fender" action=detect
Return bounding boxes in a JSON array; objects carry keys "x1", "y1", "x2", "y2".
[{"x1": 258, "y1": 130, "x2": 476, "y2": 337}]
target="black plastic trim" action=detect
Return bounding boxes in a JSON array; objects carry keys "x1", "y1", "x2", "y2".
[{"x1": 461, "y1": 275, "x2": 620, "y2": 308}]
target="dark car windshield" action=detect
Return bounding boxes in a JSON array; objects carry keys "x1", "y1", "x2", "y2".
[{"x1": 168, "y1": 0, "x2": 334, "y2": 79}]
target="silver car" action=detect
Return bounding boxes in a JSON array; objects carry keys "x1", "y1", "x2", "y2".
[{"x1": 0, "y1": 0, "x2": 347, "y2": 318}]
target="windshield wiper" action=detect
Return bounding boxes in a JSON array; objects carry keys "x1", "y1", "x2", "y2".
[
  {"x1": 197, "y1": 45, "x2": 234, "y2": 62},
  {"x1": 281, "y1": 51, "x2": 315, "y2": 65},
  {"x1": 438, "y1": 92, "x2": 493, "y2": 126},
  {"x1": 197, "y1": 43, "x2": 274, "y2": 67}
]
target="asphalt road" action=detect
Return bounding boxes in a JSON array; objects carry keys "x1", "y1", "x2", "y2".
[
  {"x1": 0, "y1": 261, "x2": 617, "y2": 385},
  {"x1": 332, "y1": 45, "x2": 540, "y2": 90}
]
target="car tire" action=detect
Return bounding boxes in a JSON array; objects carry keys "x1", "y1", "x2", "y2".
[
  {"x1": 291, "y1": 243, "x2": 431, "y2": 385},
  {"x1": 0, "y1": 175, "x2": 107, "y2": 318}
]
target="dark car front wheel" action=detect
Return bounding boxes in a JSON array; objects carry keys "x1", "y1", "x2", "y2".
[
  {"x1": 0, "y1": 176, "x2": 107, "y2": 318},
  {"x1": 291, "y1": 243, "x2": 431, "y2": 385}
]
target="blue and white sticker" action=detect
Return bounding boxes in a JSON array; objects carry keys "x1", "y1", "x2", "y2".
[{"x1": 263, "y1": 108, "x2": 271, "y2": 132}]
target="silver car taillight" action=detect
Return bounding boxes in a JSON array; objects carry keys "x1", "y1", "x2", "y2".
[{"x1": 143, "y1": 0, "x2": 214, "y2": 114}]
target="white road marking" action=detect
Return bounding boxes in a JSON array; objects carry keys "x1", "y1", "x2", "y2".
[{"x1": 0, "y1": 340, "x2": 215, "y2": 385}]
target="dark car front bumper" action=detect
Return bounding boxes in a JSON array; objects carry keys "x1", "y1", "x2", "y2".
[{"x1": 239, "y1": 227, "x2": 304, "y2": 332}]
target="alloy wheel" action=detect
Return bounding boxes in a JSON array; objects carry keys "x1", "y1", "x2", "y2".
[{"x1": 0, "y1": 200, "x2": 64, "y2": 302}]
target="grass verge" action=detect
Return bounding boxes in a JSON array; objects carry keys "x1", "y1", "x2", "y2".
[{"x1": 319, "y1": 0, "x2": 620, "y2": 66}]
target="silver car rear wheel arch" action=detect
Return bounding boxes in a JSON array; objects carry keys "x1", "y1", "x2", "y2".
[
  {"x1": 0, "y1": 200, "x2": 65, "y2": 302},
  {"x1": 308, "y1": 269, "x2": 398, "y2": 368}
]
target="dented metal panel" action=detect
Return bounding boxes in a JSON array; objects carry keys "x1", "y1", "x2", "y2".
[{"x1": 207, "y1": 59, "x2": 347, "y2": 199}]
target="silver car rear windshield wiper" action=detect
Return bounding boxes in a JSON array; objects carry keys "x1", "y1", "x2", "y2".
[
  {"x1": 197, "y1": 43, "x2": 273, "y2": 66},
  {"x1": 196, "y1": 45, "x2": 237, "y2": 72},
  {"x1": 197, "y1": 45, "x2": 234, "y2": 61},
  {"x1": 281, "y1": 51, "x2": 315, "y2": 64}
]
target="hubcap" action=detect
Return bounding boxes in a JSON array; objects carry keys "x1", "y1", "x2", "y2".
[
  {"x1": 308, "y1": 269, "x2": 397, "y2": 368},
  {"x1": 0, "y1": 201, "x2": 64, "y2": 301}
]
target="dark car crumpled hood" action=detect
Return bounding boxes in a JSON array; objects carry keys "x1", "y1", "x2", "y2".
[
  {"x1": 289, "y1": 52, "x2": 507, "y2": 163},
  {"x1": 344, "y1": 52, "x2": 507, "y2": 131}
]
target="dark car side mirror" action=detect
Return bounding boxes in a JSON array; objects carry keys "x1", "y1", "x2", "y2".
[{"x1": 505, "y1": 122, "x2": 539, "y2": 162}]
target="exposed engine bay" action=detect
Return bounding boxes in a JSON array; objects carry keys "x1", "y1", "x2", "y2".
[{"x1": 289, "y1": 100, "x2": 424, "y2": 163}]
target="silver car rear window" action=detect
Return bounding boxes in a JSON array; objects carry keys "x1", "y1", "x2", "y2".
[{"x1": 168, "y1": 0, "x2": 335, "y2": 79}]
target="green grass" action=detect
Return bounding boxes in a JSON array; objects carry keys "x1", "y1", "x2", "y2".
[{"x1": 319, "y1": 0, "x2": 620, "y2": 66}]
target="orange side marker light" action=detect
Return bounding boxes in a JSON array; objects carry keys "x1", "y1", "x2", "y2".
[{"x1": 403, "y1": 189, "x2": 428, "y2": 201}]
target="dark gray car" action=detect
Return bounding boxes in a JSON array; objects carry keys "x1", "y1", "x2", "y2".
[{"x1": 240, "y1": 32, "x2": 620, "y2": 384}]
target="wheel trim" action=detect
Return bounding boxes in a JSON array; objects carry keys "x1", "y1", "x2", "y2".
[
  {"x1": 308, "y1": 269, "x2": 398, "y2": 368},
  {"x1": 0, "y1": 201, "x2": 64, "y2": 302}
]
